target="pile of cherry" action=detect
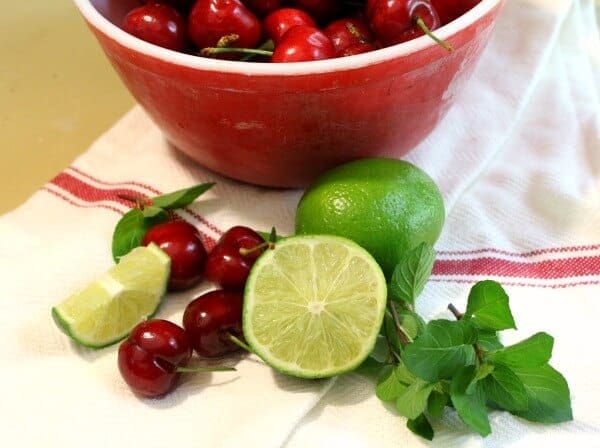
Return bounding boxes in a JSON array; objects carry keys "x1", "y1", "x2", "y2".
[
  {"x1": 122, "y1": 0, "x2": 481, "y2": 62},
  {"x1": 118, "y1": 221, "x2": 268, "y2": 397}
]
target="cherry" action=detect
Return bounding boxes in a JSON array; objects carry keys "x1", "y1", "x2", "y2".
[
  {"x1": 123, "y1": 4, "x2": 189, "y2": 51},
  {"x1": 243, "y1": 0, "x2": 282, "y2": 18},
  {"x1": 118, "y1": 319, "x2": 192, "y2": 397},
  {"x1": 263, "y1": 8, "x2": 317, "y2": 44},
  {"x1": 342, "y1": 42, "x2": 377, "y2": 56},
  {"x1": 142, "y1": 220, "x2": 207, "y2": 291},
  {"x1": 367, "y1": 0, "x2": 449, "y2": 50},
  {"x1": 188, "y1": 0, "x2": 262, "y2": 51},
  {"x1": 272, "y1": 26, "x2": 335, "y2": 62},
  {"x1": 290, "y1": 0, "x2": 342, "y2": 24},
  {"x1": 204, "y1": 226, "x2": 265, "y2": 290},
  {"x1": 323, "y1": 17, "x2": 375, "y2": 57},
  {"x1": 183, "y1": 290, "x2": 244, "y2": 357}
]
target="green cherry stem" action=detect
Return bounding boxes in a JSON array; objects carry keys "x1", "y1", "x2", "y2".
[
  {"x1": 176, "y1": 366, "x2": 236, "y2": 373},
  {"x1": 227, "y1": 333, "x2": 254, "y2": 354},
  {"x1": 241, "y1": 39, "x2": 275, "y2": 61},
  {"x1": 239, "y1": 241, "x2": 275, "y2": 256},
  {"x1": 201, "y1": 47, "x2": 274, "y2": 58},
  {"x1": 415, "y1": 17, "x2": 453, "y2": 52}
]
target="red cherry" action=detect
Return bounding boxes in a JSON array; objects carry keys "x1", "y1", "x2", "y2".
[
  {"x1": 431, "y1": 0, "x2": 480, "y2": 25},
  {"x1": 118, "y1": 319, "x2": 192, "y2": 397},
  {"x1": 342, "y1": 42, "x2": 377, "y2": 56},
  {"x1": 290, "y1": 0, "x2": 342, "y2": 24},
  {"x1": 142, "y1": 220, "x2": 207, "y2": 291},
  {"x1": 323, "y1": 17, "x2": 375, "y2": 57},
  {"x1": 243, "y1": 0, "x2": 282, "y2": 17},
  {"x1": 204, "y1": 226, "x2": 265, "y2": 290},
  {"x1": 122, "y1": 4, "x2": 189, "y2": 51},
  {"x1": 263, "y1": 8, "x2": 317, "y2": 44},
  {"x1": 188, "y1": 0, "x2": 262, "y2": 50},
  {"x1": 272, "y1": 26, "x2": 335, "y2": 62},
  {"x1": 367, "y1": 0, "x2": 440, "y2": 47},
  {"x1": 183, "y1": 290, "x2": 244, "y2": 357}
]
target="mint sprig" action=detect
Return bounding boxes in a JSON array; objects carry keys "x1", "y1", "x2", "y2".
[
  {"x1": 368, "y1": 242, "x2": 573, "y2": 440},
  {"x1": 111, "y1": 182, "x2": 215, "y2": 261}
]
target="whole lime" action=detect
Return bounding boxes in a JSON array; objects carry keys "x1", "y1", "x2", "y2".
[{"x1": 295, "y1": 158, "x2": 445, "y2": 278}]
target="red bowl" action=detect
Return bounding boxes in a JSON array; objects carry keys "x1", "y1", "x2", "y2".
[{"x1": 74, "y1": 0, "x2": 505, "y2": 188}]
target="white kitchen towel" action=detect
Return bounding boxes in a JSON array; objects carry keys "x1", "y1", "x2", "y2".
[{"x1": 0, "y1": 0, "x2": 598, "y2": 447}]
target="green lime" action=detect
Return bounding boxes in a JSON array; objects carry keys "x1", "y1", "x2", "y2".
[
  {"x1": 52, "y1": 243, "x2": 170, "y2": 348},
  {"x1": 243, "y1": 235, "x2": 387, "y2": 379},
  {"x1": 295, "y1": 158, "x2": 445, "y2": 278}
]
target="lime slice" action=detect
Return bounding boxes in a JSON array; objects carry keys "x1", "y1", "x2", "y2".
[
  {"x1": 52, "y1": 243, "x2": 170, "y2": 348},
  {"x1": 243, "y1": 235, "x2": 387, "y2": 378}
]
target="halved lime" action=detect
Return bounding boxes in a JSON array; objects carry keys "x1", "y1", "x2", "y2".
[
  {"x1": 243, "y1": 235, "x2": 387, "y2": 378},
  {"x1": 52, "y1": 243, "x2": 170, "y2": 348}
]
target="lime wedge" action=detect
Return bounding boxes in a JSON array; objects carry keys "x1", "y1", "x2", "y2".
[
  {"x1": 243, "y1": 235, "x2": 387, "y2": 378},
  {"x1": 52, "y1": 243, "x2": 170, "y2": 348}
]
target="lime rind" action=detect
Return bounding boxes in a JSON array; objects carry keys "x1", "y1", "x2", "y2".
[
  {"x1": 243, "y1": 235, "x2": 387, "y2": 379},
  {"x1": 52, "y1": 243, "x2": 171, "y2": 349}
]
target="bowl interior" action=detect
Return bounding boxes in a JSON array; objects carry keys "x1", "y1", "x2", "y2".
[{"x1": 91, "y1": 0, "x2": 137, "y2": 26}]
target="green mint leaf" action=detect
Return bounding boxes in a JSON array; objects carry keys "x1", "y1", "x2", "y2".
[
  {"x1": 512, "y1": 364, "x2": 573, "y2": 423},
  {"x1": 488, "y1": 332, "x2": 553, "y2": 368},
  {"x1": 427, "y1": 391, "x2": 449, "y2": 419},
  {"x1": 466, "y1": 363, "x2": 495, "y2": 394},
  {"x1": 399, "y1": 308, "x2": 426, "y2": 340},
  {"x1": 268, "y1": 227, "x2": 277, "y2": 243},
  {"x1": 450, "y1": 366, "x2": 492, "y2": 437},
  {"x1": 389, "y1": 242, "x2": 435, "y2": 306},
  {"x1": 402, "y1": 319, "x2": 477, "y2": 382},
  {"x1": 465, "y1": 280, "x2": 516, "y2": 331},
  {"x1": 384, "y1": 312, "x2": 402, "y2": 354},
  {"x1": 152, "y1": 182, "x2": 215, "y2": 210},
  {"x1": 396, "y1": 379, "x2": 435, "y2": 419},
  {"x1": 355, "y1": 356, "x2": 385, "y2": 376},
  {"x1": 477, "y1": 330, "x2": 504, "y2": 351},
  {"x1": 257, "y1": 230, "x2": 284, "y2": 242},
  {"x1": 376, "y1": 365, "x2": 408, "y2": 402},
  {"x1": 481, "y1": 365, "x2": 528, "y2": 411},
  {"x1": 406, "y1": 414, "x2": 434, "y2": 441},
  {"x1": 111, "y1": 209, "x2": 168, "y2": 261},
  {"x1": 141, "y1": 205, "x2": 169, "y2": 220}
]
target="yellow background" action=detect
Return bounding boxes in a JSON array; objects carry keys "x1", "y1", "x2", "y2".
[{"x1": 0, "y1": 0, "x2": 134, "y2": 214}]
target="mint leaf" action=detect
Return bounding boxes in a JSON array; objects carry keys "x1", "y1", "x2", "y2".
[
  {"x1": 384, "y1": 313, "x2": 402, "y2": 354},
  {"x1": 466, "y1": 363, "x2": 495, "y2": 394},
  {"x1": 403, "y1": 319, "x2": 477, "y2": 382},
  {"x1": 355, "y1": 356, "x2": 385, "y2": 376},
  {"x1": 396, "y1": 379, "x2": 434, "y2": 419},
  {"x1": 477, "y1": 330, "x2": 504, "y2": 351},
  {"x1": 141, "y1": 205, "x2": 169, "y2": 219},
  {"x1": 397, "y1": 307, "x2": 426, "y2": 340},
  {"x1": 512, "y1": 364, "x2": 573, "y2": 423},
  {"x1": 376, "y1": 365, "x2": 408, "y2": 402},
  {"x1": 257, "y1": 230, "x2": 284, "y2": 242},
  {"x1": 488, "y1": 332, "x2": 553, "y2": 368},
  {"x1": 389, "y1": 242, "x2": 435, "y2": 306},
  {"x1": 152, "y1": 182, "x2": 215, "y2": 210},
  {"x1": 482, "y1": 365, "x2": 528, "y2": 411},
  {"x1": 111, "y1": 209, "x2": 168, "y2": 261},
  {"x1": 465, "y1": 280, "x2": 516, "y2": 331},
  {"x1": 450, "y1": 366, "x2": 492, "y2": 437},
  {"x1": 427, "y1": 391, "x2": 449, "y2": 419},
  {"x1": 407, "y1": 414, "x2": 434, "y2": 441}
]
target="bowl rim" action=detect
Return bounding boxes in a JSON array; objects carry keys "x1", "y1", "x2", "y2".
[{"x1": 73, "y1": 0, "x2": 502, "y2": 76}]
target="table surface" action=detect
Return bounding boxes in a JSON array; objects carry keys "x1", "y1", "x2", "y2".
[{"x1": 0, "y1": 0, "x2": 134, "y2": 214}]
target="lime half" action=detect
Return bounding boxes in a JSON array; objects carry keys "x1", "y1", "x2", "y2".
[
  {"x1": 52, "y1": 243, "x2": 171, "y2": 348},
  {"x1": 243, "y1": 235, "x2": 387, "y2": 378}
]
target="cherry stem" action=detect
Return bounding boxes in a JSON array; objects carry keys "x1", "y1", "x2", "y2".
[
  {"x1": 175, "y1": 366, "x2": 236, "y2": 373},
  {"x1": 241, "y1": 39, "x2": 275, "y2": 61},
  {"x1": 239, "y1": 241, "x2": 275, "y2": 256},
  {"x1": 414, "y1": 17, "x2": 453, "y2": 52},
  {"x1": 201, "y1": 47, "x2": 274, "y2": 58},
  {"x1": 116, "y1": 193, "x2": 153, "y2": 211},
  {"x1": 227, "y1": 333, "x2": 254, "y2": 353},
  {"x1": 216, "y1": 34, "x2": 240, "y2": 48},
  {"x1": 346, "y1": 22, "x2": 368, "y2": 43}
]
